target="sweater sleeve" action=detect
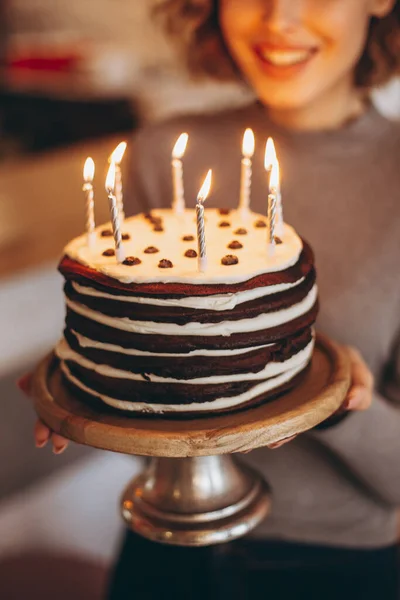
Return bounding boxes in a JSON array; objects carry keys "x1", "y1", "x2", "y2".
[
  {"x1": 381, "y1": 330, "x2": 400, "y2": 404},
  {"x1": 309, "y1": 392, "x2": 400, "y2": 506}
]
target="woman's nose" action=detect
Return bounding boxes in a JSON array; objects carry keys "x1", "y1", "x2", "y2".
[{"x1": 262, "y1": 0, "x2": 302, "y2": 33}]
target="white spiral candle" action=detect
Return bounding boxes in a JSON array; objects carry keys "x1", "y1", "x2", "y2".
[
  {"x1": 110, "y1": 142, "x2": 127, "y2": 227},
  {"x1": 172, "y1": 158, "x2": 185, "y2": 215},
  {"x1": 239, "y1": 158, "x2": 252, "y2": 216},
  {"x1": 239, "y1": 129, "x2": 255, "y2": 217},
  {"x1": 196, "y1": 169, "x2": 212, "y2": 273},
  {"x1": 268, "y1": 193, "x2": 277, "y2": 252},
  {"x1": 268, "y1": 160, "x2": 280, "y2": 256},
  {"x1": 83, "y1": 157, "x2": 96, "y2": 249},
  {"x1": 265, "y1": 137, "x2": 284, "y2": 237},
  {"x1": 172, "y1": 133, "x2": 189, "y2": 215},
  {"x1": 106, "y1": 161, "x2": 125, "y2": 264},
  {"x1": 196, "y1": 202, "x2": 207, "y2": 271},
  {"x1": 115, "y1": 163, "x2": 125, "y2": 224}
]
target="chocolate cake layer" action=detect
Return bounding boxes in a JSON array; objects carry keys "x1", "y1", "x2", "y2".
[
  {"x1": 64, "y1": 327, "x2": 312, "y2": 379},
  {"x1": 61, "y1": 363, "x2": 310, "y2": 419},
  {"x1": 63, "y1": 269, "x2": 316, "y2": 325},
  {"x1": 65, "y1": 360, "x2": 271, "y2": 403},
  {"x1": 65, "y1": 302, "x2": 319, "y2": 353}
]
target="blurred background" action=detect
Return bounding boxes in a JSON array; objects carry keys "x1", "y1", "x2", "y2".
[{"x1": 0, "y1": 1, "x2": 399, "y2": 598}]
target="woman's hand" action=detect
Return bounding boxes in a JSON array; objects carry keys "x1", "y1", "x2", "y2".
[
  {"x1": 342, "y1": 346, "x2": 374, "y2": 411},
  {"x1": 265, "y1": 345, "x2": 374, "y2": 450},
  {"x1": 18, "y1": 373, "x2": 69, "y2": 454}
]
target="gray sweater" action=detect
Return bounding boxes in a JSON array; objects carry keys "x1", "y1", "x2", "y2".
[{"x1": 126, "y1": 104, "x2": 400, "y2": 549}]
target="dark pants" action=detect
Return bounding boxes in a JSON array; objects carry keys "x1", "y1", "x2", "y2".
[{"x1": 108, "y1": 530, "x2": 398, "y2": 600}]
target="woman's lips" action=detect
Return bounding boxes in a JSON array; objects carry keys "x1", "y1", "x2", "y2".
[{"x1": 253, "y1": 45, "x2": 318, "y2": 79}]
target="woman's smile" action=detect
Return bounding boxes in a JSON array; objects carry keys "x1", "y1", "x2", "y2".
[{"x1": 253, "y1": 43, "x2": 319, "y2": 79}]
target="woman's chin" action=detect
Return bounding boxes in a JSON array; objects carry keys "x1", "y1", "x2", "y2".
[{"x1": 256, "y1": 89, "x2": 320, "y2": 114}]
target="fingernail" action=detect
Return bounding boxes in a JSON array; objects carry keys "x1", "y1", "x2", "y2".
[
  {"x1": 346, "y1": 389, "x2": 365, "y2": 411},
  {"x1": 269, "y1": 440, "x2": 285, "y2": 450},
  {"x1": 268, "y1": 434, "x2": 297, "y2": 450},
  {"x1": 35, "y1": 438, "x2": 48, "y2": 449},
  {"x1": 53, "y1": 444, "x2": 68, "y2": 455}
]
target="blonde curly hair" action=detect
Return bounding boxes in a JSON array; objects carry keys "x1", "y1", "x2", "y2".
[{"x1": 156, "y1": 0, "x2": 400, "y2": 87}]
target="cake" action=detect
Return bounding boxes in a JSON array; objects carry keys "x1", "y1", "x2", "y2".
[{"x1": 56, "y1": 208, "x2": 318, "y2": 417}]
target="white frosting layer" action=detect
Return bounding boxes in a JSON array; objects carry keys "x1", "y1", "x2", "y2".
[
  {"x1": 60, "y1": 357, "x2": 310, "y2": 414},
  {"x1": 56, "y1": 337, "x2": 314, "y2": 385},
  {"x1": 64, "y1": 209, "x2": 303, "y2": 285},
  {"x1": 72, "y1": 277, "x2": 306, "y2": 312},
  {"x1": 66, "y1": 284, "x2": 317, "y2": 337},
  {"x1": 70, "y1": 330, "x2": 275, "y2": 357}
]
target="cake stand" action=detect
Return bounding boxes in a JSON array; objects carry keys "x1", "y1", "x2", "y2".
[{"x1": 31, "y1": 334, "x2": 350, "y2": 547}]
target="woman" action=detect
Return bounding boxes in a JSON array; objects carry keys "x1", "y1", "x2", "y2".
[{"x1": 22, "y1": 0, "x2": 400, "y2": 598}]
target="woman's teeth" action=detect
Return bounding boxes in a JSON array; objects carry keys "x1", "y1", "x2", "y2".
[{"x1": 259, "y1": 49, "x2": 312, "y2": 66}]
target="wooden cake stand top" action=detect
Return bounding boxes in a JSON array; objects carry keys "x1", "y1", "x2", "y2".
[{"x1": 32, "y1": 334, "x2": 350, "y2": 458}]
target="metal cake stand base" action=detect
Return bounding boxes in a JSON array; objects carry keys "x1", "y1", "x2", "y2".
[
  {"x1": 31, "y1": 334, "x2": 350, "y2": 547},
  {"x1": 121, "y1": 456, "x2": 271, "y2": 546}
]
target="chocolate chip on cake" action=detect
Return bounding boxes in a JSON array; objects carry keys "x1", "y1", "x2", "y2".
[
  {"x1": 274, "y1": 236, "x2": 283, "y2": 245},
  {"x1": 142, "y1": 373, "x2": 151, "y2": 382},
  {"x1": 219, "y1": 221, "x2": 231, "y2": 228},
  {"x1": 123, "y1": 256, "x2": 141, "y2": 266},
  {"x1": 234, "y1": 228, "x2": 247, "y2": 235},
  {"x1": 219, "y1": 208, "x2": 231, "y2": 215},
  {"x1": 158, "y1": 259, "x2": 173, "y2": 269},
  {"x1": 182, "y1": 235, "x2": 195, "y2": 242},
  {"x1": 144, "y1": 246, "x2": 159, "y2": 254},
  {"x1": 221, "y1": 255, "x2": 239, "y2": 266},
  {"x1": 228, "y1": 240, "x2": 243, "y2": 250},
  {"x1": 102, "y1": 248, "x2": 115, "y2": 256},
  {"x1": 255, "y1": 220, "x2": 267, "y2": 228},
  {"x1": 153, "y1": 225, "x2": 164, "y2": 232},
  {"x1": 101, "y1": 229, "x2": 113, "y2": 237},
  {"x1": 122, "y1": 233, "x2": 131, "y2": 241},
  {"x1": 184, "y1": 249, "x2": 198, "y2": 258},
  {"x1": 144, "y1": 212, "x2": 153, "y2": 220}
]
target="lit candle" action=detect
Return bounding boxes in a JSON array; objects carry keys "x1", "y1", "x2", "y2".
[
  {"x1": 172, "y1": 133, "x2": 189, "y2": 215},
  {"x1": 83, "y1": 157, "x2": 96, "y2": 248},
  {"x1": 265, "y1": 137, "x2": 283, "y2": 236},
  {"x1": 239, "y1": 128, "x2": 255, "y2": 217},
  {"x1": 110, "y1": 141, "x2": 127, "y2": 225},
  {"x1": 105, "y1": 161, "x2": 125, "y2": 264},
  {"x1": 267, "y1": 160, "x2": 280, "y2": 256},
  {"x1": 196, "y1": 169, "x2": 212, "y2": 272}
]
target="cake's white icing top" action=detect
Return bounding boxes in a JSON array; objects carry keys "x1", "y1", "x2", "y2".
[
  {"x1": 64, "y1": 209, "x2": 303, "y2": 285},
  {"x1": 66, "y1": 285, "x2": 317, "y2": 337}
]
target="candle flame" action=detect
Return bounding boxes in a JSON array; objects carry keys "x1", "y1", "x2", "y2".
[
  {"x1": 269, "y1": 160, "x2": 280, "y2": 193},
  {"x1": 106, "y1": 161, "x2": 116, "y2": 193},
  {"x1": 197, "y1": 169, "x2": 212, "y2": 204},
  {"x1": 110, "y1": 141, "x2": 127, "y2": 165},
  {"x1": 83, "y1": 157, "x2": 95, "y2": 182},
  {"x1": 242, "y1": 128, "x2": 255, "y2": 158},
  {"x1": 172, "y1": 133, "x2": 189, "y2": 159},
  {"x1": 264, "y1": 137, "x2": 277, "y2": 171}
]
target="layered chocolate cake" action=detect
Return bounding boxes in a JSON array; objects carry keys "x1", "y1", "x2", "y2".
[{"x1": 56, "y1": 208, "x2": 318, "y2": 417}]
